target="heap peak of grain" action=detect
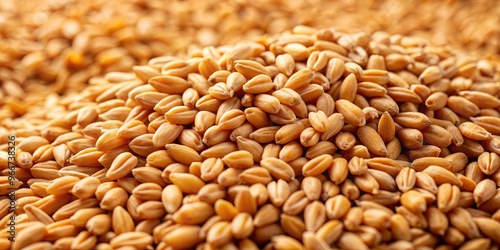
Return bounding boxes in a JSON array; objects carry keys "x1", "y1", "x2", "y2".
[{"x1": 1, "y1": 25, "x2": 500, "y2": 249}]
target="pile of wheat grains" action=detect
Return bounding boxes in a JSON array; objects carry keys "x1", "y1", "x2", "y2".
[{"x1": 1, "y1": 25, "x2": 500, "y2": 249}]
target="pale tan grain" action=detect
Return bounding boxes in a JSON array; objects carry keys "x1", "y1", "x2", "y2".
[
  {"x1": 365, "y1": 157, "x2": 403, "y2": 177},
  {"x1": 239, "y1": 167, "x2": 272, "y2": 185},
  {"x1": 394, "y1": 167, "x2": 416, "y2": 192},
  {"x1": 421, "y1": 166, "x2": 462, "y2": 187},
  {"x1": 448, "y1": 207, "x2": 480, "y2": 238},
  {"x1": 196, "y1": 184, "x2": 224, "y2": 205},
  {"x1": 354, "y1": 172, "x2": 380, "y2": 195},
  {"x1": 151, "y1": 123, "x2": 183, "y2": 148},
  {"x1": 303, "y1": 143, "x2": 335, "y2": 163},
  {"x1": 172, "y1": 201, "x2": 214, "y2": 225},
  {"x1": 320, "y1": 180, "x2": 339, "y2": 201},
  {"x1": 358, "y1": 81, "x2": 388, "y2": 98},
  {"x1": 458, "y1": 121, "x2": 492, "y2": 141},
  {"x1": 302, "y1": 231, "x2": 331, "y2": 250},
  {"x1": 221, "y1": 150, "x2": 254, "y2": 169},
  {"x1": 478, "y1": 152, "x2": 500, "y2": 175},
  {"x1": 232, "y1": 189, "x2": 256, "y2": 215},
  {"x1": 110, "y1": 231, "x2": 153, "y2": 249},
  {"x1": 346, "y1": 156, "x2": 367, "y2": 176},
  {"x1": 69, "y1": 147, "x2": 104, "y2": 167},
  {"x1": 324, "y1": 195, "x2": 351, "y2": 220},
  {"x1": 359, "y1": 189, "x2": 401, "y2": 206},
  {"x1": 231, "y1": 212, "x2": 254, "y2": 239},
  {"x1": 267, "y1": 179, "x2": 291, "y2": 207},
  {"x1": 253, "y1": 204, "x2": 280, "y2": 228},
  {"x1": 271, "y1": 235, "x2": 303, "y2": 250},
  {"x1": 339, "y1": 73, "x2": 358, "y2": 102},
  {"x1": 248, "y1": 184, "x2": 268, "y2": 207},
  {"x1": 136, "y1": 200, "x2": 166, "y2": 220},
  {"x1": 281, "y1": 190, "x2": 309, "y2": 216},
  {"x1": 302, "y1": 201, "x2": 326, "y2": 232},
  {"x1": 320, "y1": 113, "x2": 345, "y2": 141},
  {"x1": 260, "y1": 157, "x2": 295, "y2": 181},
  {"x1": 252, "y1": 223, "x2": 284, "y2": 245},
  {"x1": 342, "y1": 207, "x2": 362, "y2": 231},
  {"x1": 473, "y1": 179, "x2": 496, "y2": 205},
  {"x1": 301, "y1": 154, "x2": 332, "y2": 177},
  {"x1": 95, "y1": 129, "x2": 128, "y2": 152},
  {"x1": 473, "y1": 218, "x2": 500, "y2": 245},
  {"x1": 338, "y1": 232, "x2": 369, "y2": 250},
  {"x1": 11, "y1": 222, "x2": 46, "y2": 250},
  {"x1": 470, "y1": 116, "x2": 500, "y2": 135},
  {"x1": 324, "y1": 158, "x2": 347, "y2": 185},
  {"x1": 85, "y1": 213, "x2": 111, "y2": 236},
  {"x1": 217, "y1": 168, "x2": 242, "y2": 187},
  {"x1": 278, "y1": 141, "x2": 303, "y2": 163},
  {"x1": 336, "y1": 99, "x2": 366, "y2": 127},
  {"x1": 400, "y1": 190, "x2": 427, "y2": 215},
  {"x1": 393, "y1": 112, "x2": 432, "y2": 130},
  {"x1": 299, "y1": 176, "x2": 322, "y2": 201},
  {"x1": 366, "y1": 169, "x2": 397, "y2": 192}
]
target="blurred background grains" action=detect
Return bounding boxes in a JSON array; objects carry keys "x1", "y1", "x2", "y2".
[{"x1": 0, "y1": 0, "x2": 499, "y2": 97}]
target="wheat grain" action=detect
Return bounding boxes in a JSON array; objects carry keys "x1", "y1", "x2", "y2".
[{"x1": 473, "y1": 179, "x2": 496, "y2": 205}]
